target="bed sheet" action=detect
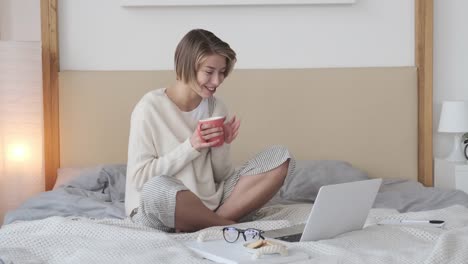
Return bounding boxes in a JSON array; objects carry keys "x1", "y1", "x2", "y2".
[
  {"x1": 2, "y1": 162, "x2": 468, "y2": 263},
  {"x1": 1, "y1": 204, "x2": 468, "y2": 263}
]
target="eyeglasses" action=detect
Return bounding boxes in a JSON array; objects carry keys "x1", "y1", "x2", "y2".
[{"x1": 222, "y1": 227, "x2": 265, "y2": 243}]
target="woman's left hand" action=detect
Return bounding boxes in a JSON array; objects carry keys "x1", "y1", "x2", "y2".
[{"x1": 223, "y1": 115, "x2": 240, "y2": 144}]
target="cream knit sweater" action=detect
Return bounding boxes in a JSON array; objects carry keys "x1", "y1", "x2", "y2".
[{"x1": 125, "y1": 88, "x2": 234, "y2": 215}]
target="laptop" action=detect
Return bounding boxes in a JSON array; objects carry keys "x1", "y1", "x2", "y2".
[{"x1": 264, "y1": 178, "x2": 382, "y2": 242}]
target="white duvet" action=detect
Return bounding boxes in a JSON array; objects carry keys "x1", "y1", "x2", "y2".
[{"x1": 1, "y1": 204, "x2": 468, "y2": 264}]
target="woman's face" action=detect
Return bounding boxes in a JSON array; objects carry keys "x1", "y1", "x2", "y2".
[{"x1": 192, "y1": 54, "x2": 227, "y2": 98}]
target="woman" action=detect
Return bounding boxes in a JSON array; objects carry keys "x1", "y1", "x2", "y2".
[{"x1": 125, "y1": 29, "x2": 294, "y2": 232}]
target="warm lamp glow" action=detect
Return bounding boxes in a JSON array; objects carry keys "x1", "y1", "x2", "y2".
[{"x1": 7, "y1": 144, "x2": 29, "y2": 162}]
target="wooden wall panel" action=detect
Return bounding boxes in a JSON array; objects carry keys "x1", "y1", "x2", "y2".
[
  {"x1": 41, "y1": 0, "x2": 60, "y2": 190},
  {"x1": 415, "y1": 0, "x2": 434, "y2": 186}
]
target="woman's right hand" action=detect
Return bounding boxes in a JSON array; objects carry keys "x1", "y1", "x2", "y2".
[{"x1": 190, "y1": 123, "x2": 224, "y2": 151}]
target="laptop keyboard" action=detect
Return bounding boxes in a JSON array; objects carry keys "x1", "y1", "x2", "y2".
[{"x1": 275, "y1": 233, "x2": 302, "y2": 242}]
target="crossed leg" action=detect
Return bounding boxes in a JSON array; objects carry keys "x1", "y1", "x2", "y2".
[
  {"x1": 174, "y1": 190, "x2": 235, "y2": 232},
  {"x1": 215, "y1": 159, "x2": 290, "y2": 221},
  {"x1": 174, "y1": 159, "x2": 290, "y2": 232}
]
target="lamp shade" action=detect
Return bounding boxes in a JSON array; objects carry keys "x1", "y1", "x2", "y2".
[{"x1": 438, "y1": 101, "x2": 468, "y2": 133}]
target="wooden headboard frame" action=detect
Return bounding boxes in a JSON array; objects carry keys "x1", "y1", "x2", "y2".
[{"x1": 40, "y1": 0, "x2": 434, "y2": 190}]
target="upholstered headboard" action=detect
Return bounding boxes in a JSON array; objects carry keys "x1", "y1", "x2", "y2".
[{"x1": 59, "y1": 67, "x2": 417, "y2": 180}]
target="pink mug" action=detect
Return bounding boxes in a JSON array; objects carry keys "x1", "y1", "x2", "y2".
[{"x1": 198, "y1": 116, "x2": 226, "y2": 147}]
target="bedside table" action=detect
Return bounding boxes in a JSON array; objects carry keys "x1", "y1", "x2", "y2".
[{"x1": 434, "y1": 158, "x2": 468, "y2": 193}]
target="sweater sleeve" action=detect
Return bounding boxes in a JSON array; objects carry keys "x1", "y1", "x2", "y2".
[
  {"x1": 127, "y1": 102, "x2": 201, "y2": 190},
  {"x1": 210, "y1": 98, "x2": 235, "y2": 182}
]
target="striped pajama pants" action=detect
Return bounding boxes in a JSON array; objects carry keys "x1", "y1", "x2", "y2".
[{"x1": 131, "y1": 145, "x2": 296, "y2": 232}]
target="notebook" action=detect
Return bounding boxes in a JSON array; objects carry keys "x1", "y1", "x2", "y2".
[
  {"x1": 184, "y1": 238, "x2": 309, "y2": 264},
  {"x1": 264, "y1": 178, "x2": 382, "y2": 242}
]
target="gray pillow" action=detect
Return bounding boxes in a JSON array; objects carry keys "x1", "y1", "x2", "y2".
[{"x1": 276, "y1": 160, "x2": 369, "y2": 204}]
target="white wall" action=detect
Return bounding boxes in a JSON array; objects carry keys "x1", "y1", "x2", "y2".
[
  {"x1": 59, "y1": 0, "x2": 414, "y2": 70},
  {"x1": 433, "y1": 0, "x2": 468, "y2": 158},
  {"x1": 0, "y1": 0, "x2": 41, "y2": 41}
]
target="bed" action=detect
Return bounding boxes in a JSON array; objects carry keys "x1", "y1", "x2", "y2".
[{"x1": 2, "y1": 66, "x2": 468, "y2": 264}]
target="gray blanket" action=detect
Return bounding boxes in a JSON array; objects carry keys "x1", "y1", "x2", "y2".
[
  {"x1": 4, "y1": 164, "x2": 127, "y2": 225},
  {"x1": 4, "y1": 161, "x2": 468, "y2": 225},
  {"x1": 374, "y1": 178, "x2": 468, "y2": 212}
]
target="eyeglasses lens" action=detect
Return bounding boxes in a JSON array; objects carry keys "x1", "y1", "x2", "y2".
[
  {"x1": 223, "y1": 227, "x2": 239, "y2": 243},
  {"x1": 244, "y1": 229, "x2": 260, "y2": 241}
]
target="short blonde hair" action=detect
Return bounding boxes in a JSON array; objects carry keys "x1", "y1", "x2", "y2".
[{"x1": 174, "y1": 29, "x2": 237, "y2": 84}]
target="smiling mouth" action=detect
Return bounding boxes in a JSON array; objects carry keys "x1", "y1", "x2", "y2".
[{"x1": 206, "y1": 86, "x2": 216, "y2": 92}]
